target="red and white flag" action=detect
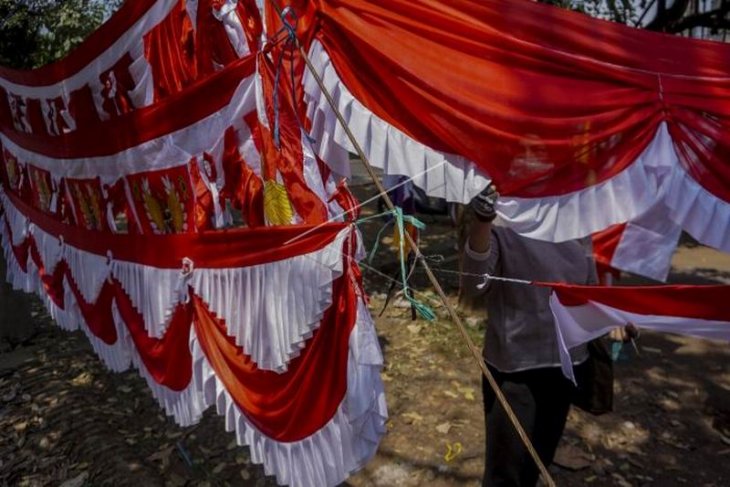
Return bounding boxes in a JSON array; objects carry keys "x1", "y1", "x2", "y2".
[{"x1": 549, "y1": 283, "x2": 730, "y2": 382}]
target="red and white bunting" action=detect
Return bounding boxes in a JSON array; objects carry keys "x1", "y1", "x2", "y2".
[{"x1": 549, "y1": 283, "x2": 730, "y2": 382}]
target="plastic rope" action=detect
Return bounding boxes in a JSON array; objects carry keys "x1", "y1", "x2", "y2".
[{"x1": 357, "y1": 207, "x2": 435, "y2": 321}]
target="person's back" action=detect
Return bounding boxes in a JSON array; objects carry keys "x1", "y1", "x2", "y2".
[
  {"x1": 462, "y1": 186, "x2": 601, "y2": 487},
  {"x1": 463, "y1": 225, "x2": 596, "y2": 372}
]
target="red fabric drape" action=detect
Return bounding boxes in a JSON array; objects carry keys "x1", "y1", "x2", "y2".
[
  {"x1": 3, "y1": 188, "x2": 346, "y2": 270},
  {"x1": 195, "y1": 0, "x2": 262, "y2": 75},
  {"x1": 256, "y1": 52, "x2": 329, "y2": 224},
  {"x1": 591, "y1": 223, "x2": 625, "y2": 281},
  {"x1": 549, "y1": 282, "x2": 730, "y2": 321},
  {"x1": 220, "y1": 124, "x2": 266, "y2": 227},
  {"x1": 312, "y1": 0, "x2": 730, "y2": 200},
  {"x1": 191, "y1": 269, "x2": 356, "y2": 441},
  {"x1": 0, "y1": 57, "x2": 255, "y2": 159},
  {"x1": 143, "y1": 0, "x2": 198, "y2": 101},
  {"x1": 3, "y1": 201, "x2": 357, "y2": 439}
]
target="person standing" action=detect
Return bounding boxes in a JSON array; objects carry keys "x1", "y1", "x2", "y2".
[{"x1": 462, "y1": 185, "x2": 626, "y2": 486}]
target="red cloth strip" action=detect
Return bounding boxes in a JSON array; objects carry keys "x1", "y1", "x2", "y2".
[
  {"x1": 549, "y1": 282, "x2": 730, "y2": 322},
  {"x1": 191, "y1": 269, "x2": 356, "y2": 442},
  {"x1": 0, "y1": 57, "x2": 255, "y2": 158},
  {"x1": 3, "y1": 191, "x2": 347, "y2": 269}
]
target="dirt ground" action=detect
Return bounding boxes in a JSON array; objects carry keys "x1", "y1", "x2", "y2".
[{"x1": 1, "y1": 180, "x2": 730, "y2": 487}]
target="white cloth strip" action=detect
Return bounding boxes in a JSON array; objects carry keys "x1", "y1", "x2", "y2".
[{"x1": 498, "y1": 123, "x2": 676, "y2": 242}]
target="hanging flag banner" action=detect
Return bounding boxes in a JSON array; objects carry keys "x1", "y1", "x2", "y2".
[
  {"x1": 548, "y1": 282, "x2": 730, "y2": 382},
  {"x1": 303, "y1": 0, "x2": 730, "y2": 255},
  {"x1": 6, "y1": 0, "x2": 730, "y2": 485},
  {"x1": 0, "y1": 187, "x2": 386, "y2": 487}
]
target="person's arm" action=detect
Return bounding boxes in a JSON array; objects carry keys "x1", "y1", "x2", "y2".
[
  {"x1": 469, "y1": 220, "x2": 493, "y2": 253},
  {"x1": 461, "y1": 185, "x2": 499, "y2": 297}
]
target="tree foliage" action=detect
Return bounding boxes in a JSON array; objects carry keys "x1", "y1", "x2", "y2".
[
  {"x1": 541, "y1": 0, "x2": 638, "y2": 24},
  {"x1": 0, "y1": 0, "x2": 122, "y2": 69}
]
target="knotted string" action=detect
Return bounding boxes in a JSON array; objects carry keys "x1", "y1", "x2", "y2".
[{"x1": 357, "y1": 207, "x2": 436, "y2": 321}]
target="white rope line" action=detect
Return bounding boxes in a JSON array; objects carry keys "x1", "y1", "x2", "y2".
[
  {"x1": 430, "y1": 267, "x2": 533, "y2": 287},
  {"x1": 282, "y1": 160, "x2": 448, "y2": 246}
]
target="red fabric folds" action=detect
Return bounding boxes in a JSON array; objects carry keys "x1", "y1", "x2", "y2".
[
  {"x1": 311, "y1": 0, "x2": 730, "y2": 200},
  {"x1": 4, "y1": 189, "x2": 346, "y2": 269},
  {"x1": 257, "y1": 52, "x2": 328, "y2": 224},
  {"x1": 2, "y1": 198, "x2": 357, "y2": 437},
  {"x1": 0, "y1": 57, "x2": 255, "y2": 158},
  {"x1": 143, "y1": 0, "x2": 198, "y2": 101},
  {"x1": 191, "y1": 270, "x2": 356, "y2": 442},
  {"x1": 115, "y1": 286, "x2": 194, "y2": 391},
  {"x1": 220, "y1": 125, "x2": 266, "y2": 227},
  {"x1": 549, "y1": 282, "x2": 730, "y2": 321}
]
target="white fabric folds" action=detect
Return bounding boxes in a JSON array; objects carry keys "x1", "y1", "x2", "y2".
[{"x1": 304, "y1": 40, "x2": 490, "y2": 204}]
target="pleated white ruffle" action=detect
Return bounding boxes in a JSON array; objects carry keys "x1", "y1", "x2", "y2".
[{"x1": 304, "y1": 40, "x2": 490, "y2": 204}]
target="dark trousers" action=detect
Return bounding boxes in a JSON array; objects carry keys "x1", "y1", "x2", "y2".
[{"x1": 482, "y1": 364, "x2": 577, "y2": 487}]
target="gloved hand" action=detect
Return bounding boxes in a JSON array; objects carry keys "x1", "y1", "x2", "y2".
[{"x1": 471, "y1": 184, "x2": 499, "y2": 222}]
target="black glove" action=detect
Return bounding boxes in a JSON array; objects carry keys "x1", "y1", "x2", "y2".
[{"x1": 471, "y1": 184, "x2": 499, "y2": 222}]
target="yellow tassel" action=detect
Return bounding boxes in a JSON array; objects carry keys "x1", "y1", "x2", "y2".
[{"x1": 263, "y1": 180, "x2": 294, "y2": 226}]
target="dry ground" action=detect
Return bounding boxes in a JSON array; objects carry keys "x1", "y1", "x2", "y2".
[{"x1": 1, "y1": 181, "x2": 729, "y2": 487}]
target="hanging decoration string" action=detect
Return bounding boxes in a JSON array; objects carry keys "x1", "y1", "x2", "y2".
[
  {"x1": 271, "y1": 6, "x2": 316, "y2": 149},
  {"x1": 356, "y1": 208, "x2": 436, "y2": 321}
]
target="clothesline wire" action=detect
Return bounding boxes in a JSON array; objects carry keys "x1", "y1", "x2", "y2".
[
  {"x1": 265, "y1": 1, "x2": 556, "y2": 484},
  {"x1": 429, "y1": 266, "x2": 534, "y2": 286}
]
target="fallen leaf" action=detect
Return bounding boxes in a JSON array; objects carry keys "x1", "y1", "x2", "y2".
[
  {"x1": 435, "y1": 422, "x2": 452, "y2": 435},
  {"x1": 70, "y1": 372, "x2": 92, "y2": 387},
  {"x1": 407, "y1": 324, "x2": 422, "y2": 334},
  {"x1": 443, "y1": 442, "x2": 463, "y2": 462},
  {"x1": 147, "y1": 446, "x2": 174, "y2": 470},
  {"x1": 553, "y1": 444, "x2": 592, "y2": 471},
  {"x1": 402, "y1": 412, "x2": 424, "y2": 425},
  {"x1": 442, "y1": 390, "x2": 459, "y2": 399}
]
